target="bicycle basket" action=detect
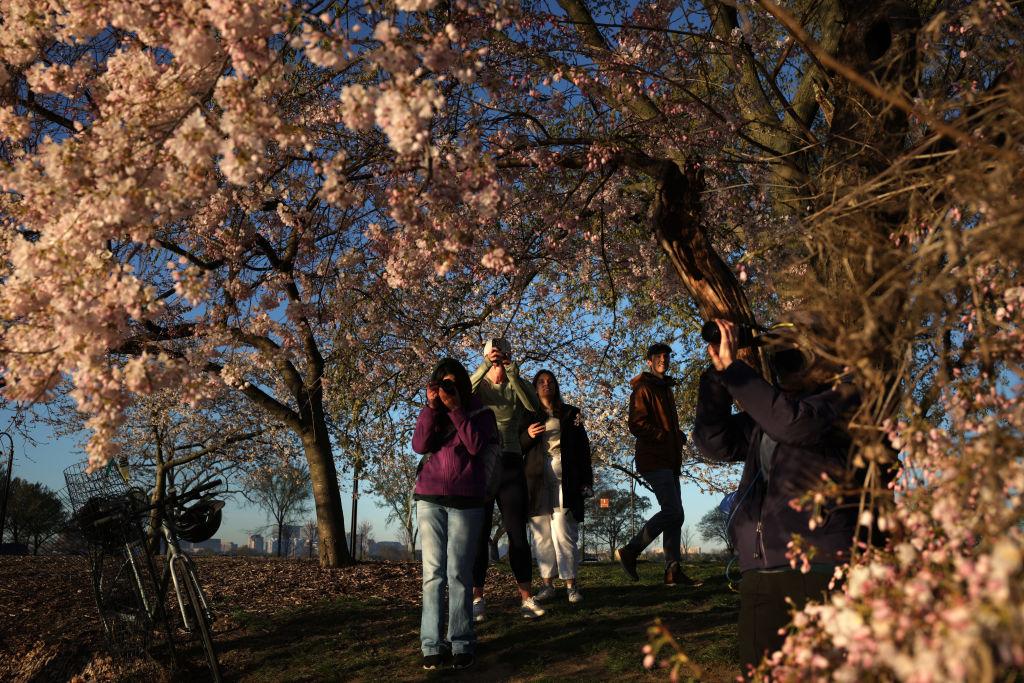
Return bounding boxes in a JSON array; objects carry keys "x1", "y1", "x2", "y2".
[{"x1": 64, "y1": 462, "x2": 147, "y2": 549}]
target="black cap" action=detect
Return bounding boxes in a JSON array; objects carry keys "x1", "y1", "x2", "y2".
[{"x1": 646, "y1": 342, "x2": 672, "y2": 359}]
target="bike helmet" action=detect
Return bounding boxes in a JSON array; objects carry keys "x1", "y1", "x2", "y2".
[{"x1": 175, "y1": 498, "x2": 225, "y2": 543}]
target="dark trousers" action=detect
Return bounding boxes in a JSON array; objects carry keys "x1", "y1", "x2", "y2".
[
  {"x1": 473, "y1": 452, "x2": 532, "y2": 587},
  {"x1": 737, "y1": 568, "x2": 832, "y2": 675},
  {"x1": 623, "y1": 469, "x2": 683, "y2": 563}
]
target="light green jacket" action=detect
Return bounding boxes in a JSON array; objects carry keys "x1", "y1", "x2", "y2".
[{"x1": 470, "y1": 359, "x2": 540, "y2": 455}]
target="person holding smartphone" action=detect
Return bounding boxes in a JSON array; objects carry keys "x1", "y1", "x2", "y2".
[
  {"x1": 469, "y1": 338, "x2": 545, "y2": 620},
  {"x1": 412, "y1": 358, "x2": 498, "y2": 670}
]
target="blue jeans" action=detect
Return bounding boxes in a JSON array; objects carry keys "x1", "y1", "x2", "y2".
[
  {"x1": 417, "y1": 500, "x2": 483, "y2": 656},
  {"x1": 623, "y1": 469, "x2": 683, "y2": 563}
]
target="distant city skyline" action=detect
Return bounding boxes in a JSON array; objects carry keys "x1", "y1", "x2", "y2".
[{"x1": 3, "y1": 410, "x2": 728, "y2": 551}]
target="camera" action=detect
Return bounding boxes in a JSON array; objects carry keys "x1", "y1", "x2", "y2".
[
  {"x1": 700, "y1": 320, "x2": 762, "y2": 349},
  {"x1": 429, "y1": 379, "x2": 458, "y2": 395}
]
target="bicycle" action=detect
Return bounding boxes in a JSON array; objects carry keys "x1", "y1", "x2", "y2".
[{"x1": 64, "y1": 462, "x2": 225, "y2": 682}]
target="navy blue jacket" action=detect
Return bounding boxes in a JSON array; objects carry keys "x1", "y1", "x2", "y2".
[{"x1": 692, "y1": 361, "x2": 859, "y2": 572}]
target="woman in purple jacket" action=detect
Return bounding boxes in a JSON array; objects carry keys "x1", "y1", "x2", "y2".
[{"x1": 412, "y1": 358, "x2": 497, "y2": 671}]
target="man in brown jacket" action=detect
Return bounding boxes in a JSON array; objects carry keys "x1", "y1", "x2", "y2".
[{"x1": 616, "y1": 343, "x2": 701, "y2": 587}]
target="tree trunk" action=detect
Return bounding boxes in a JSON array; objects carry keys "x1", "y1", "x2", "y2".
[
  {"x1": 489, "y1": 538, "x2": 499, "y2": 564},
  {"x1": 147, "y1": 461, "x2": 166, "y2": 554},
  {"x1": 349, "y1": 458, "x2": 360, "y2": 559},
  {"x1": 405, "y1": 503, "x2": 417, "y2": 560},
  {"x1": 650, "y1": 160, "x2": 764, "y2": 373},
  {"x1": 301, "y1": 425, "x2": 353, "y2": 567}
]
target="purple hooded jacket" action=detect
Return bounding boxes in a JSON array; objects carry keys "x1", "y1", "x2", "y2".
[{"x1": 413, "y1": 396, "x2": 496, "y2": 500}]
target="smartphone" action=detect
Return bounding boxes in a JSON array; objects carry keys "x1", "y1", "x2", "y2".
[{"x1": 483, "y1": 338, "x2": 508, "y2": 357}]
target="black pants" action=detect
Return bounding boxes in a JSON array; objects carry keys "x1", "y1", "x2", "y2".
[
  {"x1": 473, "y1": 452, "x2": 532, "y2": 587},
  {"x1": 737, "y1": 568, "x2": 832, "y2": 675}
]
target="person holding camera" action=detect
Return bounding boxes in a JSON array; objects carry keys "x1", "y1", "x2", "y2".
[
  {"x1": 469, "y1": 338, "x2": 545, "y2": 620},
  {"x1": 617, "y1": 343, "x2": 702, "y2": 588},
  {"x1": 412, "y1": 358, "x2": 498, "y2": 670},
  {"x1": 692, "y1": 319, "x2": 860, "y2": 675},
  {"x1": 520, "y1": 370, "x2": 594, "y2": 604}
]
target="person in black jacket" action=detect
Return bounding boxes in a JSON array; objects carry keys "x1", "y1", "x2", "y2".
[
  {"x1": 692, "y1": 319, "x2": 859, "y2": 675},
  {"x1": 520, "y1": 370, "x2": 594, "y2": 604}
]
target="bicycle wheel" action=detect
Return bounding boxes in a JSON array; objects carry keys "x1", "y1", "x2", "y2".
[
  {"x1": 91, "y1": 544, "x2": 153, "y2": 654},
  {"x1": 180, "y1": 563, "x2": 222, "y2": 682}
]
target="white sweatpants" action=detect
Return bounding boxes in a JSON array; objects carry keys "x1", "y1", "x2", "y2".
[{"x1": 530, "y1": 508, "x2": 580, "y2": 580}]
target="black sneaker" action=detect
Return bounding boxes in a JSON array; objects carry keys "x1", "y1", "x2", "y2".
[
  {"x1": 423, "y1": 653, "x2": 445, "y2": 670},
  {"x1": 617, "y1": 547, "x2": 639, "y2": 581},
  {"x1": 452, "y1": 653, "x2": 475, "y2": 670},
  {"x1": 665, "y1": 561, "x2": 703, "y2": 587}
]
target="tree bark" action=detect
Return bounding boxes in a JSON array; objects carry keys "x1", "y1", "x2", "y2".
[
  {"x1": 301, "y1": 424, "x2": 353, "y2": 566},
  {"x1": 148, "y1": 434, "x2": 166, "y2": 553},
  {"x1": 349, "y1": 458, "x2": 360, "y2": 559},
  {"x1": 650, "y1": 160, "x2": 764, "y2": 373}
]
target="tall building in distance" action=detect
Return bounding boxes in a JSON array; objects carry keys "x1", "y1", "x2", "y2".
[
  {"x1": 194, "y1": 538, "x2": 222, "y2": 553},
  {"x1": 271, "y1": 524, "x2": 304, "y2": 557},
  {"x1": 249, "y1": 534, "x2": 265, "y2": 554}
]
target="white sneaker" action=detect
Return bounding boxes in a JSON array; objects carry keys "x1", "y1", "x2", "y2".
[
  {"x1": 534, "y1": 585, "x2": 557, "y2": 603},
  {"x1": 567, "y1": 587, "x2": 583, "y2": 604},
  {"x1": 520, "y1": 596, "x2": 545, "y2": 619},
  {"x1": 472, "y1": 597, "x2": 486, "y2": 623}
]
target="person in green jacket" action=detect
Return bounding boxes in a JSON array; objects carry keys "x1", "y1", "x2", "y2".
[{"x1": 470, "y1": 338, "x2": 546, "y2": 621}]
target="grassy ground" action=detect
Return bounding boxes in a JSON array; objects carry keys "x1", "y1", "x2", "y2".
[
  {"x1": 217, "y1": 559, "x2": 740, "y2": 683},
  {"x1": 0, "y1": 555, "x2": 740, "y2": 682}
]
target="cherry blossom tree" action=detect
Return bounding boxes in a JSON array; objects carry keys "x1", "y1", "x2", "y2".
[
  {"x1": 2, "y1": 0, "x2": 1023, "y2": 677},
  {"x1": 243, "y1": 456, "x2": 311, "y2": 559},
  {"x1": 0, "y1": 0, "x2": 520, "y2": 567}
]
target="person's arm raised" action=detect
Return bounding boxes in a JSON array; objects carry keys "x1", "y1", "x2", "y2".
[
  {"x1": 412, "y1": 406, "x2": 442, "y2": 454},
  {"x1": 469, "y1": 357, "x2": 492, "y2": 391},
  {"x1": 451, "y1": 406, "x2": 496, "y2": 456},
  {"x1": 505, "y1": 359, "x2": 540, "y2": 412},
  {"x1": 692, "y1": 368, "x2": 754, "y2": 463},
  {"x1": 717, "y1": 361, "x2": 858, "y2": 447}
]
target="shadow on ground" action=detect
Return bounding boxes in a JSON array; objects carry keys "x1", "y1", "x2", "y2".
[
  {"x1": 2, "y1": 556, "x2": 739, "y2": 682},
  {"x1": 218, "y1": 561, "x2": 739, "y2": 682}
]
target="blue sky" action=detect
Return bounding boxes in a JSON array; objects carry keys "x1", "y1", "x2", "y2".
[{"x1": 4, "y1": 395, "x2": 729, "y2": 553}]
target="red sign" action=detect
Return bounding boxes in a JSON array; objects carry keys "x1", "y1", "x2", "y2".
[{"x1": 599, "y1": 498, "x2": 610, "y2": 509}]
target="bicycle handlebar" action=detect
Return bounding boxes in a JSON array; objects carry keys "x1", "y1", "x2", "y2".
[
  {"x1": 88, "y1": 479, "x2": 223, "y2": 529},
  {"x1": 165, "y1": 478, "x2": 222, "y2": 509}
]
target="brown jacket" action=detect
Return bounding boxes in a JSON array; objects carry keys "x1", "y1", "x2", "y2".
[{"x1": 628, "y1": 372, "x2": 686, "y2": 473}]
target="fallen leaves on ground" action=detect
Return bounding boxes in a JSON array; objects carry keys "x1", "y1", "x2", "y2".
[{"x1": 0, "y1": 554, "x2": 519, "y2": 681}]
